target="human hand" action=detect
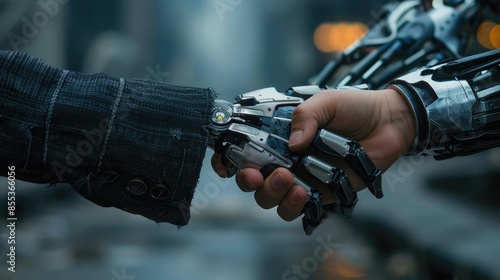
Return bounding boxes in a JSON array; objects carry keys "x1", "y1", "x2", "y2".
[{"x1": 212, "y1": 88, "x2": 416, "y2": 221}]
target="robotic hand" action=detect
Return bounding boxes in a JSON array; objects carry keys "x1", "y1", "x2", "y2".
[
  {"x1": 207, "y1": 0, "x2": 499, "y2": 235},
  {"x1": 207, "y1": 86, "x2": 382, "y2": 235},
  {"x1": 208, "y1": 47, "x2": 500, "y2": 235}
]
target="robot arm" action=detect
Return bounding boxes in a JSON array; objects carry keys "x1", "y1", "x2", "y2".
[
  {"x1": 206, "y1": 0, "x2": 498, "y2": 235},
  {"x1": 207, "y1": 48, "x2": 499, "y2": 235},
  {"x1": 387, "y1": 48, "x2": 500, "y2": 159},
  {"x1": 312, "y1": 0, "x2": 479, "y2": 89}
]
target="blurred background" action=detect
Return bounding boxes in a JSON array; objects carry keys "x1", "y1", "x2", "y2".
[{"x1": 0, "y1": 0, "x2": 500, "y2": 279}]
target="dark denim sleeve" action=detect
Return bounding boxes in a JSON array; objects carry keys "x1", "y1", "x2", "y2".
[{"x1": 0, "y1": 50, "x2": 215, "y2": 226}]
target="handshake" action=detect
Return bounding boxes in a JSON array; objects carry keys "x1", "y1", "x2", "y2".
[
  {"x1": 3, "y1": 48, "x2": 496, "y2": 236},
  {"x1": 208, "y1": 86, "x2": 415, "y2": 235}
]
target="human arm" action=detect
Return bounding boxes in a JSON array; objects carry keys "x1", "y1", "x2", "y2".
[{"x1": 0, "y1": 50, "x2": 215, "y2": 226}]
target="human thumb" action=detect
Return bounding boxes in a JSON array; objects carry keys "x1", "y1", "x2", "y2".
[{"x1": 288, "y1": 103, "x2": 320, "y2": 151}]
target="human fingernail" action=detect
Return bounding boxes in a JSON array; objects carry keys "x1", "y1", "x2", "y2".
[
  {"x1": 289, "y1": 130, "x2": 303, "y2": 147},
  {"x1": 289, "y1": 189, "x2": 305, "y2": 205},
  {"x1": 243, "y1": 174, "x2": 257, "y2": 189},
  {"x1": 215, "y1": 166, "x2": 228, "y2": 178},
  {"x1": 272, "y1": 172, "x2": 288, "y2": 190}
]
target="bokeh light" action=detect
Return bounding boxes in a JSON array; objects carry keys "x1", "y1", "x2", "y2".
[
  {"x1": 477, "y1": 21, "x2": 500, "y2": 49},
  {"x1": 314, "y1": 22, "x2": 368, "y2": 53},
  {"x1": 490, "y1": 24, "x2": 500, "y2": 48}
]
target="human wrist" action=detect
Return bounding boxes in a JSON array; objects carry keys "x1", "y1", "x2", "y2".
[{"x1": 382, "y1": 87, "x2": 417, "y2": 155}]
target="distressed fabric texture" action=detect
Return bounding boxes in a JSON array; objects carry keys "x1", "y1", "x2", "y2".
[{"x1": 0, "y1": 50, "x2": 215, "y2": 226}]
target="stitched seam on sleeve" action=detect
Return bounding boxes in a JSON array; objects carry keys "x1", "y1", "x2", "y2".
[
  {"x1": 43, "y1": 69, "x2": 69, "y2": 164},
  {"x1": 97, "y1": 77, "x2": 125, "y2": 169}
]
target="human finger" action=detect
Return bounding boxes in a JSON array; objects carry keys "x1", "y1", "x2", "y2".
[
  {"x1": 210, "y1": 152, "x2": 230, "y2": 178},
  {"x1": 289, "y1": 90, "x2": 338, "y2": 151},
  {"x1": 276, "y1": 185, "x2": 308, "y2": 221},
  {"x1": 253, "y1": 168, "x2": 294, "y2": 209},
  {"x1": 235, "y1": 168, "x2": 264, "y2": 192}
]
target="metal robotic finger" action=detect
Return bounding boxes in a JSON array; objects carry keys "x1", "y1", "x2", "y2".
[{"x1": 206, "y1": 87, "x2": 381, "y2": 235}]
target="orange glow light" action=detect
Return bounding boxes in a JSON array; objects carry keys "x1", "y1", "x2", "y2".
[
  {"x1": 314, "y1": 22, "x2": 368, "y2": 53},
  {"x1": 490, "y1": 24, "x2": 500, "y2": 49},
  {"x1": 477, "y1": 21, "x2": 497, "y2": 49}
]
